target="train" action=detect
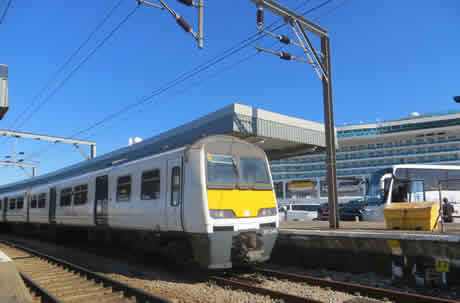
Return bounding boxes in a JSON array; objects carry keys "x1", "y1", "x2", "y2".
[{"x1": 0, "y1": 135, "x2": 280, "y2": 269}]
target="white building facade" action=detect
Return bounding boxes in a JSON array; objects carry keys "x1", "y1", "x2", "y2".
[{"x1": 270, "y1": 111, "x2": 460, "y2": 204}]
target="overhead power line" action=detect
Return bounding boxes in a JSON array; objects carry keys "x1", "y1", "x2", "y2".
[
  {"x1": 7, "y1": 0, "x2": 126, "y2": 131},
  {"x1": 70, "y1": 0, "x2": 332, "y2": 138},
  {"x1": 23, "y1": 0, "x2": 335, "y2": 163},
  {"x1": 15, "y1": 3, "x2": 139, "y2": 131},
  {"x1": 0, "y1": 0, "x2": 12, "y2": 24}
]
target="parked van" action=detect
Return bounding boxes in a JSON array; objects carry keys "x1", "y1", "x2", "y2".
[{"x1": 279, "y1": 203, "x2": 320, "y2": 221}]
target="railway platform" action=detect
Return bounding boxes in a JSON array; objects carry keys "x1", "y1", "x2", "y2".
[
  {"x1": 0, "y1": 249, "x2": 33, "y2": 303},
  {"x1": 273, "y1": 221, "x2": 460, "y2": 288}
]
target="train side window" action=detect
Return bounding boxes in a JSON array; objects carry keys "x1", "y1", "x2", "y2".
[
  {"x1": 117, "y1": 176, "x2": 131, "y2": 202},
  {"x1": 74, "y1": 184, "x2": 88, "y2": 205},
  {"x1": 171, "y1": 167, "x2": 181, "y2": 206},
  {"x1": 31, "y1": 195, "x2": 37, "y2": 208},
  {"x1": 141, "y1": 169, "x2": 160, "y2": 200},
  {"x1": 38, "y1": 193, "x2": 47, "y2": 208},
  {"x1": 60, "y1": 188, "x2": 72, "y2": 207},
  {"x1": 0, "y1": 200, "x2": 1, "y2": 210},
  {"x1": 10, "y1": 198, "x2": 16, "y2": 210},
  {"x1": 17, "y1": 197, "x2": 24, "y2": 209}
]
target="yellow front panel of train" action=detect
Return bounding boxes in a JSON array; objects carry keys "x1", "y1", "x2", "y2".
[{"x1": 207, "y1": 189, "x2": 276, "y2": 218}]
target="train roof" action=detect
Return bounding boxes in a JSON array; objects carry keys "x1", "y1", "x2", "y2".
[{"x1": 0, "y1": 103, "x2": 327, "y2": 193}]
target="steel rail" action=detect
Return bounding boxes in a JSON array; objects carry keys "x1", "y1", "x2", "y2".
[
  {"x1": 20, "y1": 272, "x2": 63, "y2": 303},
  {"x1": 1, "y1": 240, "x2": 172, "y2": 303},
  {"x1": 256, "y1": 268, "x2": 459, "y2": 303},
  {"x1": 210, "y1": 275, "x2": 324, "y2": 303}
]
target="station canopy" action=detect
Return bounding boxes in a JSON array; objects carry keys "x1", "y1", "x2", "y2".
[{"x1": 0, "y1": 103, "x2": 329, "y2": 193}]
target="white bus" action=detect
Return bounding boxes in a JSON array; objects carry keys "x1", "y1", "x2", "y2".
[{"x1": 361, "y1": 164, "x2": 460, "y2": 222}]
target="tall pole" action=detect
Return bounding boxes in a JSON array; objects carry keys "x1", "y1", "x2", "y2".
[{"x1": 321, "y1": 36, "x2": 339, "y2": 228}]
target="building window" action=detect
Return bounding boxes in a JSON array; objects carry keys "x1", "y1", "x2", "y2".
[
  {"x1": 74, "y1": 184, "x2": 88, "y2": 205},
  {"x1": 60, "y1": 188, "x2": 72, "y2": 207},
  {"x1": 16, "y1": 197, "x2": 24, "y2": 209},
  {"x1": 9, "y1": 198, "x2": 16, "y2": 210},
  {"x1": 117, "y1": 176, "x2": 131, "y2": 202},
  {"x1": 141, "y1": 169, "x2": 161, "y2": 200},
  {"x1": 38, "y1": 193, "x2": 46, "y2": 208}
]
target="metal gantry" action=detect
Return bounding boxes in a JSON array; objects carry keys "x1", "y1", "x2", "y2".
[
  {"x1": 250, "y1": 0, "x2": 340, "y2": 228},
  {"x1": 0, "y1": 129, "x2": 97, "y2": 177}
]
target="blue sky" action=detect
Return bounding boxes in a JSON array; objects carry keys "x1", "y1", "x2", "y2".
[{"x1": 0, "y1": 0, "x2": 459, "y2": 184}]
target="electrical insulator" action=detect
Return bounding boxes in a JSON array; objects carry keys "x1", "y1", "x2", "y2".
[
  {"x1": 280, "y1": 52, "x2": 293, "y2": 61},
  {"x1": 257, "y1": 8, "x2": 264, "y2": 27},
  {"x1": 177, "y1": 16, "x2": 192, "y2": 32},
  {"x1": 279, "y1": 35, "x2": 291, "y2": 45},
  {"x1": 178, "y1": 0, "x2": 194, "y2": 6}
]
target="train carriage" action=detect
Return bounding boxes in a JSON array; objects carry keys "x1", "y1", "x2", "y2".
[
  {"x1": 3, "y1": 190, "x2": 28, "y2": 223},
  {"x1": 0, "y1": 135, "x2": 279, "y2": 269},
  {"x1": 29, "y1": 184, "x2": 51, "y2": 224}
]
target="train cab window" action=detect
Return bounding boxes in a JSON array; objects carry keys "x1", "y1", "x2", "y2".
[
  {"x1": 38, "y1": 193, "x2": 47, "y2": 208},
  {"x1": 31, "y1": 195, "x2": 37, "y2": 208},
  {"x1": 60, "y1": 188, "x2": 72, "y2": 207},
  {"x1": 117, "y1": 176, "x2": 131, "y2": 202},
  {"x1": 9, "y1": 198, "x2": 16, "y2": 210},
  {"x1": 16, "y1": 197, "x2": 24, "y2": 209},
  {"x1": 74, "y1": 184, "x2": 88, "y2": 205},
  {"x1": 141, "y1": 169, "x2": 160, "y2": 200},
  {"x1": 171, "y1": 167, "x2": 181, "y2": 206}
]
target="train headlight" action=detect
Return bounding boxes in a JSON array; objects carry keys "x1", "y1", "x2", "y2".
[
  {"x1": 210, "y1": 209, "x2": 236, "y2": 219},
  {"x1": 258, "y1": 208, "x2": 277, "y2": 217}
]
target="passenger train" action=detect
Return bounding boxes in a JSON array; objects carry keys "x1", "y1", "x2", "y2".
[{"x1": 0, "y1": 135, "x2": 279, "y2": 269}]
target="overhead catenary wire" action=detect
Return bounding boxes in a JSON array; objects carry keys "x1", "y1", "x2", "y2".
[
  {"x1": 6, "y1": 0, "x2": 126, "y2": 131},
  {"x1": 0, "y1": 0, "x2": 12, "y2": 24},
  {"x1": 14, "y1": 3, "x2": 139, "y2": 131},
  {"x1": 22, "y1": 0, "x2": 335, "y2": 163},
  {"x1": 70, "y1": 0, "x2": 332, "y2": 138}
]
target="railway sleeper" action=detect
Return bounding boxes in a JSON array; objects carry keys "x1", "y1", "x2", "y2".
[{"x1": 61, "y1": 290, "x2": 122, "y2": 303}]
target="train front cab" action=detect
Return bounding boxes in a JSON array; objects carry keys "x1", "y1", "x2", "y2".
[{"x1": 185, "y1": 136, "x2": 279, "y2": 269}]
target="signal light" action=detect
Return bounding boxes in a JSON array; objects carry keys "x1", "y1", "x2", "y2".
[
  {"x1": 177, "y1": 0, "x2": 194, "y2": 6},
  {"x1": 280, "y1": 52, "x2": 293, "y2": 61},
  {"x1": 257, "y1": 7, "x2": 264, "y2": 27},
  {"x1": 176, "y1": 16, "x2": 192, "y2": 32},
  {"x1": 454, "y1": 96, "x2": 460, "y2": 103}
]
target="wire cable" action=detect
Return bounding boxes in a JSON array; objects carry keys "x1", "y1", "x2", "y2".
[
  {"x1": 14, "y1": 3, "x2": 139, "y2": 131},
  {"x1": 22, "y1": 0, "x2": 335, "y2": 163},
  {"x1": 0, "y1": 0, "x2": 12, "y2": 24},
  {"x1": 70, "y1": 0, "x2": 332, "y2": 138},
  {"x1": 6, "y1": 0, "x2": 126, "y2": 131}
]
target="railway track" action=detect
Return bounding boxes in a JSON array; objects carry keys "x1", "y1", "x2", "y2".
[
  {"x1": 251, "y1": 267, "x2": 459, "y2": 303},
  {"x1": 211, "y1": 275, "x2": 324, "y2": 303},
  {"x1": 0, "y1": 240, "x2": 171, "y2": 303}
]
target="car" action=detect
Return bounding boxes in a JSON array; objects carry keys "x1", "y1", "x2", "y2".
[
  {"x1": 279, "y1": 203, "x2": 321, "y2": 222},
  {"x1": 316, "y1": 200, "x2": 367, "y2": 221}
]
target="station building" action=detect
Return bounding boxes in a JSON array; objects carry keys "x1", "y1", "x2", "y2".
[{"x1": 271, "y1": 111, "x2": 460, "y2": 204}]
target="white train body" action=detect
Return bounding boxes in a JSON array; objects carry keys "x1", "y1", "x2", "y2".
[{"x1": 0, "y1": 135, "x2": 279, "y2": 269}]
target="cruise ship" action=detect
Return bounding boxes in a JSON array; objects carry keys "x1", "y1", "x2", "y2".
[{"x1": 270, "y1": 111, "x2": 460, "y2": 204}]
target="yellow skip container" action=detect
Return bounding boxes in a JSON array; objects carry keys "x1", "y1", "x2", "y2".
[{"x1": 383, "y1": 202, "x2": 440, "y2": 231}]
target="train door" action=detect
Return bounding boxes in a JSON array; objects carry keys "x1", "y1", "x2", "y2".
[
  {"x1": 2, "y1": 198, "x2": 6, "y2": 222},
  {"x1": 49, "y1": 187, "x2": 57, "y2": 224},
  {"x1": 166, "y1": 158, "x2": 183, "y2": 231},
  {"x1": 95, "y1": 175, "x2": 109, "y2": 226},
  {"x1": 26, "y1": 192, "x2": 30, "y2": 223}
]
